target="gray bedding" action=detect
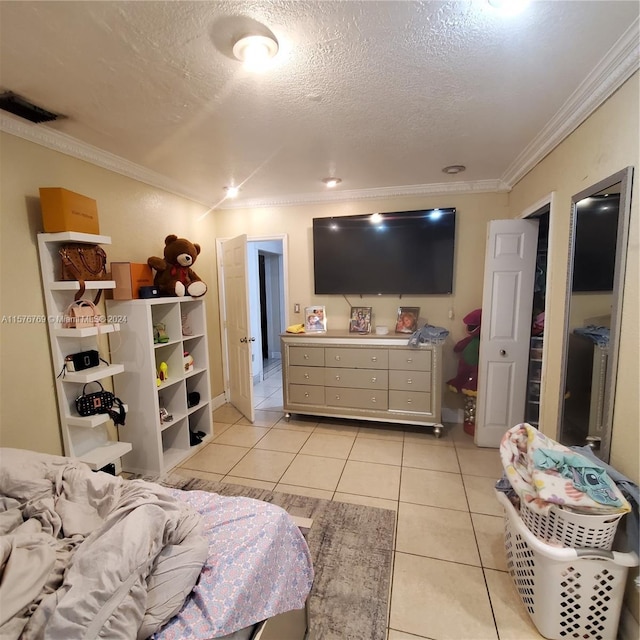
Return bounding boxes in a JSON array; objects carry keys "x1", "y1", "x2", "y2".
[{"x1": 0, "y1": 448, "x2": 208, "y2": 639}]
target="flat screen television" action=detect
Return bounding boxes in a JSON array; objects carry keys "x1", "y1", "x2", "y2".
[{"x1": 313, "y1": 208, "x2": 456, "y2": 295}]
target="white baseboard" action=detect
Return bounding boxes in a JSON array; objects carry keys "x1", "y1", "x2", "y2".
[{"x1": 210, "y1": 393, "x2": 227, "y2": 411}]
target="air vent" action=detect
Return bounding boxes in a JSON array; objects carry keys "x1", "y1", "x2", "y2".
[{"x1": 0, "y1": 91, "x2": 60, "y2": 123}]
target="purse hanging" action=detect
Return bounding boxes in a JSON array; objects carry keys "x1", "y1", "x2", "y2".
[
  {"x1": 59, "y1": 244, "x2": 107, "y2": 302},
  {"x1": 62, "y1": 299, "x2": 103, "y2": 329},
  {"x1": 75, "y1": 381, "x2": 126, "y2": 426}
]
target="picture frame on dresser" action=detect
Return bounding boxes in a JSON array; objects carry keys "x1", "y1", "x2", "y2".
[
  {"x1": 304, "y1": 306, "x2": 326, "y2": 332},
  {"x1": 395, "y1": 307, "x2": 419, "y2": 334},
  {"x1": 349, "y1": 307, "x2": 372, "y2": 334}
]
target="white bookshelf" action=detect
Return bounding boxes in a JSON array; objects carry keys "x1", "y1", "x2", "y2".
[
  {"x1": 106, "y1": 297, "x2": 213, "y2": 475},
  {"x1": 37, "y1": 232, "x2": 132, "y2": 470}
]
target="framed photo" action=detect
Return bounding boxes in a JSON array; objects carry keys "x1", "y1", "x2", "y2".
[
  {"x1": 395, "y1": 307, "x2": 420, "y2": 334},
  {"x1": 304, "y1": 306, "x2": 327, "y2": 332},
  {"x1": 349, "y1": 306, "x2": 372, "y2": 334}
]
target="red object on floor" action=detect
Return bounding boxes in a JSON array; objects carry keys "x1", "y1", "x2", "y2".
[{"x1": 463, "y1": 421, "x2": 475, "y2": 436}]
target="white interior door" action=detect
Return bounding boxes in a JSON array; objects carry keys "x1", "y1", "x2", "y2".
[
  {"x1": 475, "y1": 219, "x2": 539, "y2": 447},
  {"x1": 222, "y1": 234, "x2": 255, "y2": 423}
]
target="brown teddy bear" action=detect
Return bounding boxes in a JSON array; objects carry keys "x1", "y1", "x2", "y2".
[{"x1": 147, "y1": 235, "x2": 207, "y2": 298}]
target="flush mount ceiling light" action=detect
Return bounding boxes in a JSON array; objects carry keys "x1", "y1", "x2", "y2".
[
  {"x1": 322, "y1": 177, "x2": 342, "y2": 188},
  {"x1": 442, "y1": 165, "x2": 466, "y2": 175},
  {"x1": 487, "y1": 0, "x2": 530, "y2": 15},
  {"x1": 232, "y1": 34, "x2": 279, "y2": 69},
  {"x1": 224, "y1": 186, "x2": 239, "y2": 198}
]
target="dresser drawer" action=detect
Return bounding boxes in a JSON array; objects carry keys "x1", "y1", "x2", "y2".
[
  {"x1": 288, "y1": 346, "x2": 325, "y2": 367},
  {"x1": 325, "y1": 368, "x2": 388, "y2": 390},
  {"x1": 289, "y1": 384, "x2": 325, "y2": 405},
  {"x1": 389, "y1": 390, "x2": 432, "y2": 413},
  {"x1": 289, "y1": 366, "x2": 325, "y2": 386},
  {"x1": 389, "y1": 349, "x2": 432, "y2": 371},
  {"x1": 389, "y1": 370, "x2": 431, "y2": 391},
  {"x1": 325, "y1": 347, "x2": 388, "y2": 369},
  {"x1": 325, "y1": 387, "x2": 388, "y2": 410}
]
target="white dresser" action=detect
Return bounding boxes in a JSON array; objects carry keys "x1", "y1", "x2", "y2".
[{"x1": 281, "y1": 331, "x2": 444, "y2": 436}]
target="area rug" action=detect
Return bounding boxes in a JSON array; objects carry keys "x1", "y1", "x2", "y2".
[{"x1": 149, "y1": 472, "x2": 396, "y2": 640}]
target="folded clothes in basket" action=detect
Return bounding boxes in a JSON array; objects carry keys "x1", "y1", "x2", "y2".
[{"x1": 500, "y1": 423, "x2": 630, "y2": 516}]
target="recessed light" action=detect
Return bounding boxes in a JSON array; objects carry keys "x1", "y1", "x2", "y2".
[
  {"x1": 487, "y1": 0, "x2": 530, "y2": 15},
  {"x1": 232, "y1": 35, "x2": 279, "y2": 70},
  {"x1": 442, "y1": 165, "x2": 466, "y2": 175},
  {"x1": 322, "y1": 177, "x2": 342, "y2": 188},
  {"x1": 224, "y1": 186, "x2": 239, "y2": 198}
]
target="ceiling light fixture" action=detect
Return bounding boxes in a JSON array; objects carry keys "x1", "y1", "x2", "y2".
[
  {"x1": 442, "y1": 165, "x2": 466, "y2": 175},
  {"x1": 487, "y1": 0, "x2": 530, "y2": 16},
  {"x1": 232, "y1": 34, "x2": 279, "y2": 70},
  {"x1": 224, "y1": 186, "x2": 239, "y2": 198},
  {"x1": 322, "y1": 177, "x2": 342, "y2": 188}
]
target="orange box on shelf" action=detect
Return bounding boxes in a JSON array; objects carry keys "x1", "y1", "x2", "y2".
[
  {"x1": 39, "y1": 187, "x2": 100, "y2": 234},
  {"x1": 111, "y1": 262, "x2": 154, "y2": 300}
]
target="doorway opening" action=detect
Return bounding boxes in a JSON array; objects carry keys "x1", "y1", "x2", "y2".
[
  {"x1": 523, "y1": 207, "x2": 550, "y2": 429},
  {"x1": 247, "y1": 239, "x2": 286, "y2": 385}
]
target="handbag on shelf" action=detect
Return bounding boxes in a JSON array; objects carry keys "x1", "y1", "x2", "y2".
[
  {"x1": 75, "y1": 381, "x2": 126, "y2": 426},
  {"x1": 62, "y1": 299, "x2": 103, "y2": 329},
  {"x1": 59, "y1": 243, "x2": 107, "y2": 302}
]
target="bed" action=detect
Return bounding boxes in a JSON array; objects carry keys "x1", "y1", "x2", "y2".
[{"x1": 0, "y1": 448, "x2": 313, "y2": 639}]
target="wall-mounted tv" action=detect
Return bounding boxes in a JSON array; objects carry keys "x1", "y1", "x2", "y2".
[{"x1": 313, "y1": 208, "x2": 456, "y2": 295}]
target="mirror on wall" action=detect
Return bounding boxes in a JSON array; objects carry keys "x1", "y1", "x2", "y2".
[{"x1": 558, "y1": 167, "x2": 633, "y2": 461}]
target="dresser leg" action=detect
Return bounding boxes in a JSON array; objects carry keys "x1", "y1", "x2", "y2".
[{"x1": 433, "y1": 424, "x2": 443, "y2": 438}]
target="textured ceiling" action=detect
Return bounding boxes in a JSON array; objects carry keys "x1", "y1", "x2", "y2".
[{"x1": 0, "y1": 1, "x2": 638, "y2": 208}]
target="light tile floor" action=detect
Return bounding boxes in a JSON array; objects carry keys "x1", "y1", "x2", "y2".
[{"x1": 178, "y1": 363, "x2": 545, "y2": 640}]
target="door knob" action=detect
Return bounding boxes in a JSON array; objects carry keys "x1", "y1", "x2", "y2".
[
  {"x1": 240, "y1": 337, "x2": 247, "y2": 343},
  {"x1": 500, "y1": 349, "x2": 507, "y2": 356},
  {"x1": 249, "y1": 337, "x2": 256, "y2": 342}
]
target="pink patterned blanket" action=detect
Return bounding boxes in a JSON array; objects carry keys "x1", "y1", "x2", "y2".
[{"x1": 154, "y1": 489, "x2": 314, "y2": 639}]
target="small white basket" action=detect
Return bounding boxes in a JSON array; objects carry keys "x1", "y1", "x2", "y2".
[
  {"x1": 496, "y1": 491, "x2": 638, "y2": 640},
  {"x1": 519, "y1": 499, "x2": 624, "y2": 550}
]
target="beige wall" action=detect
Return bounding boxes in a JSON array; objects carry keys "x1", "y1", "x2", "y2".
[
  {"x1": 214, "y1": 191, "x2": 509, "y2": 402},
  {"x1": 508, "y1": 73, "x2": 639, "y2": 484},
  {"x1": 0, "y1": 133, "x2": 219, "y2": 453}
]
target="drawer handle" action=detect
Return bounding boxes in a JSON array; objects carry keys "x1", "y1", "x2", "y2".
[
  {"x1": 371, "y1": 356, "x2": 377, "y2": 362},
  {"x1": 371, "y1": 377, "x2": 377, "y2": 383},
  {"x1": 335, "y1": 355, "x2": 341, "y2": 361},
  {"x1": 406, "y1": 399, "x2": 412, "y2": 404},
  {"x1": 371, "y1": 397, "x2": 377, "y2": 403},
  {"x1": 335, "y1": 375, "x2": 341, "y2": 381},
  {"x1": 304, "y1": 354, "x2": 309, "y2": 360},
  {"x1": 406, "y1": 358, "x2": 413, "y2": 363},
  {"x1": 407, "y1": 378, "x2": 413, "y2": 384},
  {"x1": 304, "y1": 373, "x2": 310, "y2": 379},
  {"x1": 304, "y1": 392, "x2": 309, "y2": 398},
  {"x1": 335, "y1": 395, "x2": 340, "y2": 400}
]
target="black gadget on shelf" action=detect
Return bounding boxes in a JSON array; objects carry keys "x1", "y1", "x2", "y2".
[{"x1": 65, "y1": 349, "x2": 100, "y2": 372}]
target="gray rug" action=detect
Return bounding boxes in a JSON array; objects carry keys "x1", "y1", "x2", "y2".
[{"x1": 150, "y1": 473, "x2": 396, "y2": 640}]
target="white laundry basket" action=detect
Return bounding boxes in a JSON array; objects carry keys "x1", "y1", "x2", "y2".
[
  {"x1": 496, "y1": 490, "x2": 638, "y2": 640},
  {"x1": 519, "y1": 499, "x2": 623, "y2": 550}
]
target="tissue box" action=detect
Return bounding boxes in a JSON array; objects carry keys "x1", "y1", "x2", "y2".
[
  {"x1": 111, "y1": 262, "x2": 154, "y2": 300},
  {"x1": 39, "y1": 187, "x2": 100, "y2": 234}
]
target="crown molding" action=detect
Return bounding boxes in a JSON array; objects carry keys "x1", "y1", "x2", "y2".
[
  {"x1": 219, "y1": 179, "x2": 510, "y2": 210},
  {"x1": 2, "y1": 18, "x2": 637, "y2": 209},
  {"x1": 501, "y1": 17, "x2": 640, "y2": 189},
  {"x1": 0, "y1": 113, "x2": 211, "y2": 206}
]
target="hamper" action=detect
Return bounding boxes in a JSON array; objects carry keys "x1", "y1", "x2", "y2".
[
  {"x1": 496, "y1": 490, "x2": 637, "y2": 640},
  {"x1": 519, "y1": 499, "x2": 623, "y2": 550}
]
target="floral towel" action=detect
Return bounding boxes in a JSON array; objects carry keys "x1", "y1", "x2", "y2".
[{"x1": 500, "y1": 423, "x2": 630, "y2": 515}]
